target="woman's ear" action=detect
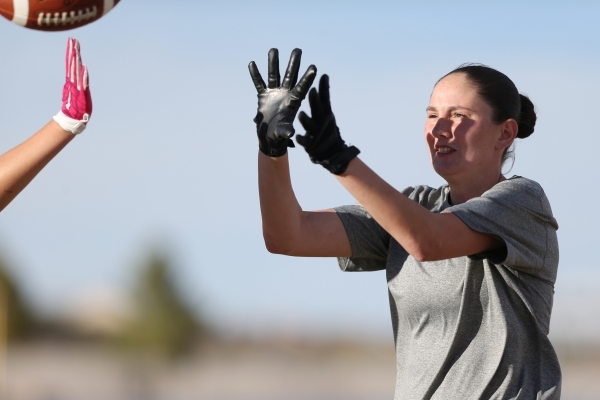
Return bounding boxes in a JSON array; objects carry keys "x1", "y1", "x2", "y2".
[{"x1": 497, "y1": 119, "x2": 518, "y2": 151}]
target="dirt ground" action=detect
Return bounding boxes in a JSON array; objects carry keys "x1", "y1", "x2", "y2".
[{"x1": 2, "y1": 340, "x2": 599, "y2": 400}]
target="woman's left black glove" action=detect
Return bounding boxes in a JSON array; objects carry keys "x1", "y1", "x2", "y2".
[
  {"x1": 297, "y1": 75, "x2": 360, "y2": 175},
  {"x1": 249, "y1": 48, "x2": 317, "y2": 157}
]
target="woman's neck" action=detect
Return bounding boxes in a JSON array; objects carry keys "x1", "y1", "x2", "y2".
[{"x1": 447, "y1": 172, "x2": 505, "y2": 205}]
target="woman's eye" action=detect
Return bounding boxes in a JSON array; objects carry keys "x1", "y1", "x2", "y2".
[{"x1": 427, "y1": 114, "x2": 437, "y2": 119}]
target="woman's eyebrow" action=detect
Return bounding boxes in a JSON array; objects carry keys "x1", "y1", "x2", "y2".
[{"x1": 426, "y1": 105, "x2": 475, "y2": 112}]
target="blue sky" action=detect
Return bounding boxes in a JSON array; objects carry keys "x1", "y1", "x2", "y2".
[{"x1": 1, "y1": 0, "x2": 599, "y2": 344}]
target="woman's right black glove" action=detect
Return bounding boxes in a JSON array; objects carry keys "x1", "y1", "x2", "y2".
[{"x1": 297, "y1": 75, "x2": 360, "y2": 175}]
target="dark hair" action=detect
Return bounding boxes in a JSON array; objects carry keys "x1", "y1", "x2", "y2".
[{"x1": 439, "y1": 64, "x2": 536, "y2": 165}]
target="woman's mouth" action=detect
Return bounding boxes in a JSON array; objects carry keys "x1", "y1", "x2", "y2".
[{"x1": 436, "y1": 146, "x2": 455, "y2": 155}]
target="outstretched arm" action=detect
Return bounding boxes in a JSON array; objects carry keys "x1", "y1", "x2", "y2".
[
  {"x1": 250, "y1": 49, "x2": 351, "y2": 257},
  {"x1": 297, "y1": 75, "x2": 500, "y2": 261},
  {"x1": 335, "y1": 157, "x2": 499, "y2": 261},
  {"x1": 0, "y1": 38, "x2": 92, "y2": 211},
  {"x1": 0, "y1": 122, "x2": 74, "y2": 211}
]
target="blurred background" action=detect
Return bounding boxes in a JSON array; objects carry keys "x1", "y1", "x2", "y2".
[{"x1": 0, "y1": 0, "x2": 599, "y2": 399}]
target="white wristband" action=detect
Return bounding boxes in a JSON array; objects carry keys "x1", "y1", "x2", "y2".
[{"x1": 53, "y1": 111, "x2": 89, "y2": 135}]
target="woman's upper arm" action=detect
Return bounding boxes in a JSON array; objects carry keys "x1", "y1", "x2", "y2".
[
  {"x1": 267, "y1": 209, "x2": 353, "y2": 257},
  {"x1": 421, "y1": 211, "x2": 503, "y2": 261}
]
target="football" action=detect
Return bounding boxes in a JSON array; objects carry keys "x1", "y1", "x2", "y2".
[{"x1": 0, "y1": 0, "x2": 120, "y2": 31}]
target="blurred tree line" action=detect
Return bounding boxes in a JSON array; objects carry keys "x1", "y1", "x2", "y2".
[
  {"x1": 0, "y1": 250, "x2": 207, "y2": 358},
  {"x1": 0, "y1": 255, "x2": 34, "y2": 342},
  {"x1": 121, "y1": 252, "x2": 207, "y2": 357}
]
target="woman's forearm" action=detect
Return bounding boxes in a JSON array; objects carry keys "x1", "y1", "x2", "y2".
[
  {"x1": 258, "y1": 151, "x2": 305, "y2": 253},
  {"x1": 334, "y1": 157, "x2": 437, "y2": 259},
  {"x1": 335, "y1": 158, "x2": 499, "y2": 261},
  {"x1": 0, "y1": 121, "x2": 74, "y2": 211}
]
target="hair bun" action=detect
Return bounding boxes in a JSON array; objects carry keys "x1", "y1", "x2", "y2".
[{"x1": 518, "y1": 94, "x2": 536, "y2": 139}]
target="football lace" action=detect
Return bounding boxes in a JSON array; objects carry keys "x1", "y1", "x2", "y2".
[{"x1": 37, "y1": 7, "x2": 98, "y2": 27}]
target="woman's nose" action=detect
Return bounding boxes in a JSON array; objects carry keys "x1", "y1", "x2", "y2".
[{"x1": 432, "y1": 118, "x2": 452, "y2": 138}]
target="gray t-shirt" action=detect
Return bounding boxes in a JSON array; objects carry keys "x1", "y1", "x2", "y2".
[{"x1": 334, "y1": 176, "x2": 561, "y2": 400}]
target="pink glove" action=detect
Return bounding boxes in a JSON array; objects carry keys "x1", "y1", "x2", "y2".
[{"x1": 52, "y1": 38, "x2": 92, "y2": 135}]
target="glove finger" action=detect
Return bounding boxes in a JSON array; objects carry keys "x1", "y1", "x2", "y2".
[
  {"x1": 308, "y1": 87, "x2": 324, "y2": 125},
  {"x1": 298, "y1": 111, "x2": 318, "y2": 135},
  {"x1": 69, "y1": 45, "x2": 76, "y2": 84},
  {"x1": 281, "y1": 48, "x2": 301, "y2": 90},
  {"x1": 70, "y1": 39, "x2": 79, "y2": 85},
  {"x1": 253, "y1": 111, "x2": 264, "y2": 126},
  {"x1": 295, "y1": 133, "x2": 311, "y2": 148},
  {"x1": 248, "y1": 62, "x2": 266, "y2": 93},
  {"x1": 267, "y1": 48, "x2": 280, "y2": 89},
  {"x1": 297, "y1": 130, "x2": 317, "y2": 151},
  {"x1": 275, "y1": 123, "x2": 295, "y2": 139},
  {"x1": 65, "y1": 37, "x2": 73, "y2": 78},
  {"x1": 83, "y1": 65, "x2": 92, "y2": 117},
  {"x1": 67, "y1": 38, "x2": 74, "y2": 84},
  {"x1": 82, "y1": 64, "x2": 89, "y2": 91},
  {"x1": 312, "y1": 117, "x2": 341, "y2": 157},
  {"x1": 306, "y1": 113, "x2": 337, "y2": 156},
  {"x1": 292, "y1": 64, "x2": 317, "y2": 100},
  {"x1": 296, "y1": 130, "x2": 318, "y2": 149},
  {"x1": 74, "y1": 39, "x2": 82, "y2": 90},
  {"x1": 319, "y1": 74, "x2": 332, "y2": 116},
  {"x1": 287, "y1": 139, "x2": 295, "y2": 148}
]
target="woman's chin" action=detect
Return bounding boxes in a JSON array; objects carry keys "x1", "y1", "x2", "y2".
[{"x1": 432, "y1": 161, "x2": 461, "y2": 180}]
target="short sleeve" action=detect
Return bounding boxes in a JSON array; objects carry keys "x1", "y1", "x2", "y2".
[
  {"x1": 333, "y1": 205, "x2": 391, "y2": 272},
  {"x1": 447, "y1": 177, "x2": 559, "y2": 278}
]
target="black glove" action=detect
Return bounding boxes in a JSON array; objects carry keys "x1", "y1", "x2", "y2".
[
  {"x1": 249, "y1": 48, "x2": 317, "y2": 157},
  {"x1": 297, "y1": 75, "x2": 360, "y2": 175}
]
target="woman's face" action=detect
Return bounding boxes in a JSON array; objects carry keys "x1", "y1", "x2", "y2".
[{"x1": 425, "y1": 73, "x2": 505, "y2": 183}]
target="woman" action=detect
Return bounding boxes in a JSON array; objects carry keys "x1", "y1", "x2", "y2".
[
  {"x1": 249, "y1": 49, "x2": 560, "y2": 399},
  {"x1": 0, "y1": 37, "x2": 91, "y2": 212}
]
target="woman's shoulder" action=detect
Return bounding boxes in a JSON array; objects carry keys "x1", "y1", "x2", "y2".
[
  {"x1": 500, "y1": 175, "x2": 544, "y2": 192},
  {"x1": 487, "y1": 176, "x2": 549, "y2": 202},
  {"x1": 475, "y1": 176, "x2": 556, "y2": 227}
]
